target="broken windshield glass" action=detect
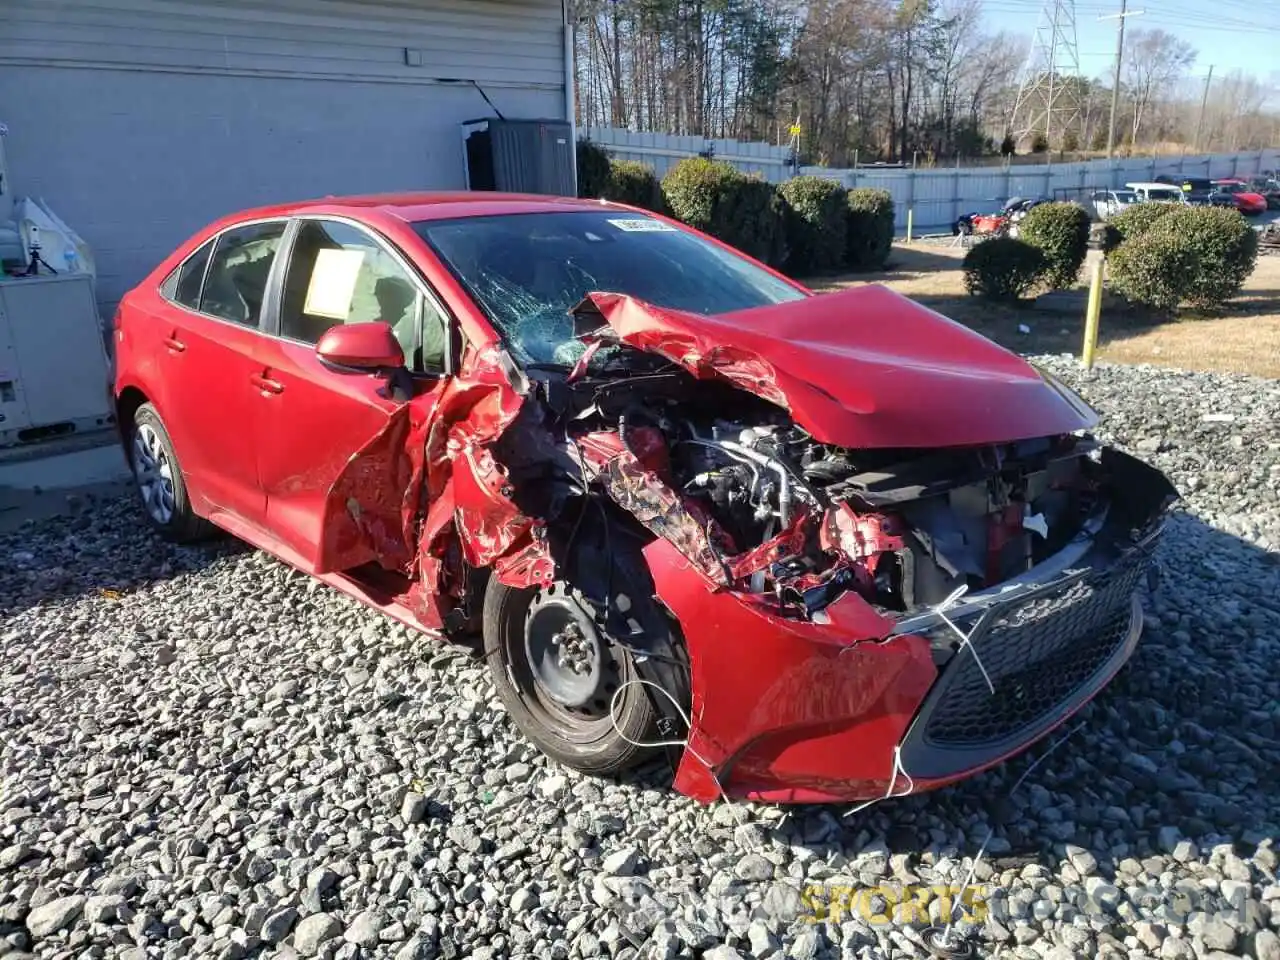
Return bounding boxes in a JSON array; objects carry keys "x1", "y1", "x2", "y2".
[{"x1": 414, "y1": 211, "x2": 805, "y2": 367}]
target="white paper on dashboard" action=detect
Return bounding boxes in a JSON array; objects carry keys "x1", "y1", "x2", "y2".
[{"x1": 303, "y1": 248, "x2": 365, "y2": 320}]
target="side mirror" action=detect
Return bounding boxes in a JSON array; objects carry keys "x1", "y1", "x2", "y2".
[{"x1": 315, "y1": 322, "x2": 404, "y2": 371}]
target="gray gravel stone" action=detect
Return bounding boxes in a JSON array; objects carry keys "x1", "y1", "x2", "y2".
[
  {"x1": 260, "y1": 907, "x2": 298, "y2": 944},
  {"x1": 293, "y1": 913, "x2": 342, "y2": 956},
  {"x1": 1254, "y1": 930, "x2": 1280, "y2": 960},
  {"x1": 602, "y1": 847, "x2": 641, "y2": 876},
  {"x1": 83, "y1": 894, "x2": 124, "y2": 924},
  {"x1": 25, "y1": 895, "x2": 85, "y2": 938}
]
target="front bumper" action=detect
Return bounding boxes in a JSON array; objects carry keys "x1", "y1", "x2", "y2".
[
  {"x1": 645, "y1": 451, "x2": 1174, "y2": 805},
  {"x1": 896, "y1": 522, "x2": 1156, "y2": 784}
]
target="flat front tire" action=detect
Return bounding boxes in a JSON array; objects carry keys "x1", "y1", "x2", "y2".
[{"x1": 482, "y1": 524, "x2": 689, "y2": 778}]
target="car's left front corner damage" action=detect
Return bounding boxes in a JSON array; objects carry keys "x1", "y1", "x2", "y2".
[{"x1": 325, "y1": 292, "x2": 1179, "y2": 806}]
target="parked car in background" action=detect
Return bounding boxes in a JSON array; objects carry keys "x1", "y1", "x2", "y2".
[
  {"x1": 111, "y1": 192, "x2": 1177, "y2": 804},
  {"x1": 1212, "y1": 179, "x2": 1268, "y2": 216},
  {"x1": 1126, "y1": 182, "x2": 1189, "y2": 205},
  {"x1": 1091, "y1": 188, "x2": 1138, "y2": 220},
  {"x1": 1244, "y1": 178, "x2": 1280, "y2": 210}
]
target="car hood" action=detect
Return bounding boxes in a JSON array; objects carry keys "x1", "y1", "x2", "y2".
[{"x1": 583, "y1": 285, "x2": 1098, "y2": 449}]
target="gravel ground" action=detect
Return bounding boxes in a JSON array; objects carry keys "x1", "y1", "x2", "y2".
[{"x1": 2, "y1": 358, "x2": 1279, "y2": 960}]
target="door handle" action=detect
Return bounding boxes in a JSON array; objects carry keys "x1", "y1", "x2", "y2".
[
  {"x1": 163, "y1": 335, "x2": 186, "y2": 353},
  {"x1": 249, "y1": 373, "x2": 284, "y2": 396}
]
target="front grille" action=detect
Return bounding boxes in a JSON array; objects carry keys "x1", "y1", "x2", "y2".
[{"x1": 920, "y1": 545, "x2": 1151, "y2": 748}]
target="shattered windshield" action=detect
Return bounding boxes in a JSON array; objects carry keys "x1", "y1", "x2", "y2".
[{"x1": 414, "y1": 211, "x2": 805, "y2": 367}]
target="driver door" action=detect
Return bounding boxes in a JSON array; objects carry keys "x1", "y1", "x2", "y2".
[{"x1": 251, "y1": 217, "x2": 454, "y2": 574}]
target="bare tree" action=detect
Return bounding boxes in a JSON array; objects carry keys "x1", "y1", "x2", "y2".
[
  {"x1": 573, "y1": 1, "x2": 1275, "y2": 164},
  {"x1": 1124, "y1": 28, "x2": 1195, "y2": 147}
]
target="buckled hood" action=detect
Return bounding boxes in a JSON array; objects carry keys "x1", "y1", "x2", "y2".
[{"x1": 585, "y1": 285, "x2": 1098, "y2": 449}]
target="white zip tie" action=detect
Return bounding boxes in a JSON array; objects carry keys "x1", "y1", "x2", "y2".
[
  {"x1": 608, "y1": 678, "x2": 767, "y2": 847},
  {"x1": 932, "y1": 584, "x2": 996, "y2": 696},
  {"x1": 608, "y1": 678, "x2": 723, "y2": 799},
  {"x1": 842, "y1": 743, "x2": 915, "y2": 818}
]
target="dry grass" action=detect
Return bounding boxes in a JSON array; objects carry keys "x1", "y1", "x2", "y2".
[{"x1": 811, "y1": 243, "x2": 1280, "y2": 379}]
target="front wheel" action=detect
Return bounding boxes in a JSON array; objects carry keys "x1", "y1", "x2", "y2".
[{"x1": 482, "y1": 522, "x2": 689, "y2": 777}]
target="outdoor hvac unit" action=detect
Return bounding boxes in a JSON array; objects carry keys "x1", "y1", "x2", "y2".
[
  {"x1": 462, "y1": 118, "x2": 575, "y2": 196},
  {"x1": 0, "y1": 274, "x2": 114, "y2": 447}
]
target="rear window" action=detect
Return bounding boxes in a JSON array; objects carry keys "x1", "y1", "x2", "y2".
[{"x1": 160, "y1": 240, "x2": 214, "y2": 309}]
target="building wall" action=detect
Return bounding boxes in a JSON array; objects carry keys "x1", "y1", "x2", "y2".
[{"x1": 0, "y1": 0, "x2": 569, "y2": 308}]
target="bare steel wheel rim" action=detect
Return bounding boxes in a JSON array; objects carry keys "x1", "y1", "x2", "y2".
[
  {"x1": 515, "y1": 582, "x2": 624, "y2": 731},
  {"x1": 133, "y1": 423, "x2": 175, "y2": 525}
]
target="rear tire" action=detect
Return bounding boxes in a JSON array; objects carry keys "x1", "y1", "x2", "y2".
[
  {"x1": 128, "y1": 403, "x2": 215, "y2": 543},
  {"x1": 482, "y1": 518, "x2": 689, "y2": 777}
]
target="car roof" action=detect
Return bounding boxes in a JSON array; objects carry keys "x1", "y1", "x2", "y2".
[
  {"x1": 221, "y1": 192, "x2": 624, "y2": 225},
  {"x1": 1126, "y1": 182, "x2": 1182, "y2": 190}
]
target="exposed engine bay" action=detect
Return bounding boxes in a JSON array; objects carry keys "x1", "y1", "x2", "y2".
[{"x1": 513, "y1": 360, "x2": 1104, "y2": 624}]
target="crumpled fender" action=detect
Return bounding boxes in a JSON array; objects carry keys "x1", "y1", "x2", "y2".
[
  {"x1": 417, "y1": 346, "x2": 556, "y2": 596},
  {"x1": 327, "y1": 344, "x2": 556, "y2": 629},
  {"x1": 642, "y1": 538, "x2": 936, "y2": 803},
  {"x1": 583, "y1": 287, "x2": 1098, "y2": 449}
]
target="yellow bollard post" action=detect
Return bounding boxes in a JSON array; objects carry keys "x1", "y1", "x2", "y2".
[
  {"x1": 1082, "y1": 256, "x2": 1105, "y2": 369},
  {"x1": 906, "y1": 208, "x2": 914, "y2": 244}
]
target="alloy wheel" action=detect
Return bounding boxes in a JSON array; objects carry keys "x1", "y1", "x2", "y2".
[{"x1": 133, "y1": 422, "x2": 175, "y2": 525}]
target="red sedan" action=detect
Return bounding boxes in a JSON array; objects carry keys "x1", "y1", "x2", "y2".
[
  {"x1": 113, "y1": 193, "x2": 1176, "y2": 804},
  {"x1": 1213, "y1": 179, "x2": 1268, "y2": 215}
]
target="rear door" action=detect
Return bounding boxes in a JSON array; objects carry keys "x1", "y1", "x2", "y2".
[
  {"x1": 252, "y1": 217, "x2": 455, "y2": 574},
  {"x1": 148, "y1": 220, "x2": 288, "y2": 523}
]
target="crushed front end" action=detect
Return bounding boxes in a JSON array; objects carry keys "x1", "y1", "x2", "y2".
[
  {"x1": 379, "y1": 287, "x2": 1177, "y2": 804},
  {"x1": 613, "y1": 414, "x2": 1174, "y2": 801},
  {"x1": 521, "y1": 291, "x2": 1179, "y2": 804}
]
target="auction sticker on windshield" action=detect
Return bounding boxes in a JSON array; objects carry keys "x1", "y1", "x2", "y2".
[{"x1": 608, "y1": 218, "x2": 678, "y2": 232}]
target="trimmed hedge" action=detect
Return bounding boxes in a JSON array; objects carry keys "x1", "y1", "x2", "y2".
[
  {"x1": 1109, "y1": 205, "x2": 1258, "y2": 311},
  {"x1": 1107, "y1": 231, "x2": 1197, "y2": 312},
  {"x1": 963, "y1": 238, "x2": 1048, "y2": 302},
  {"x1": 660, "y1": 157, "x2": 783, "y2": 265},
  {"x1": 846, "y1": 188, "x2": 895, "y2": 271},
  {"x1": 605, "y1": 159, "x2": 664, "y2": 212},
  {"x1": 1018, "y1": 201, "x2": 1091, "y2": 289},
  {"x1": 777, "y1": 176, "x2": 848, "y2": 275},
  {"x1": 1154, "y1": 206, "x2": 1258, "y2": 308},
  {"x1": 576, "y1": 139, "x2": 612, "y2": 199},
  {"x1": 1108, "y1": 202, "x2": 1178, "y2": 242}
]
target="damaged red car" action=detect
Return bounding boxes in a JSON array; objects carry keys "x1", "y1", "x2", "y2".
[{"x1": 113, "y1": 193, "x2": 1177, "y2": 804}]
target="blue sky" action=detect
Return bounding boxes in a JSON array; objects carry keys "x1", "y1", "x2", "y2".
[{"x1": 983, "y1": 0, "x2": 1277, "y2": 86}]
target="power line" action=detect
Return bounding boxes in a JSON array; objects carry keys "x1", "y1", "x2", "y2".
[{"x1": 1100, "y1": 0, "x2": 1144, "y2": 158}]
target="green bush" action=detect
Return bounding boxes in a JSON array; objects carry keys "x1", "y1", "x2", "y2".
[
  {"x1": 962, "y1": 237, "x2": 1048, "y2": 302},
  {"x1": 576, "y1": 139, "x2": 612, "y2": 199},
  {"x1": 845, "y1": 188, "x2": 895, "y2": 271},
  {"x1": 660, "y1": 157, "x2": 782, "y2": 264},
  {"x1": 777, "y1": 176, "x2": 848, "y2": 275},
  {"x1": 1108, "y1": 202, "x2": 1178, "y2": 242},
  {"x1": 1018, "y1": 202, "x2": 1091, "y2": 289},
  {"x1": 1108, "y1": 205, "x2": 1258, "y2": 312},
  {"x1": 731, "y1": 177, "x2": 786, "y2": 266},
  {"x1": 1107, "y1": 231, "x2": 1197, "y2": 312},
  {"x1": 1151, "y1": 205, "x2": 1258, "y2": 308},
  {"x1": 605, "y1": 159, "x2": 664, "y2": 212}
]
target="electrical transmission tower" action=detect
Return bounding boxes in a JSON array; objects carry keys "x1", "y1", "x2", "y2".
[{"x1": 1009, "y1": 0, "x2": 1083, "y2": 149}]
